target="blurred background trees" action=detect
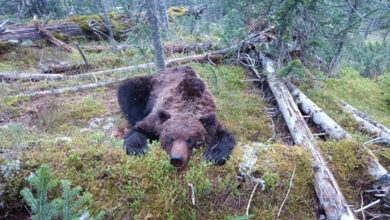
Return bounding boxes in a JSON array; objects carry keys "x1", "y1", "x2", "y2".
[{"x1": 0, "y1": 0, "x2": 389, "y2": 78}]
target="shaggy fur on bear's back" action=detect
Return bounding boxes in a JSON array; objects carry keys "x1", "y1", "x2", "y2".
[{"x1": 118, "y1": 66, "x2": 235, "y2": 168}]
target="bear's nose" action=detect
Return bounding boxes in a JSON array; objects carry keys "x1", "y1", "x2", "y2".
[{"x1": 170, "y1": 155, "x2": 184, "y2": 168}]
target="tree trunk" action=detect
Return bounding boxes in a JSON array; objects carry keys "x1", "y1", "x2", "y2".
[
  {"x1": 146, "y1": 0, "x2": 166, "y2": 71},
  {"x1": 157, "y1": 0, "x2": 170, "y2": 33},
  {"x1": 264, "y1": 57, "x2": 356, "y2": 220},
  {"x1": 99, "y1": 0, "x2": 114, "y2": 42},
  {"x1": 364, "y1": 18, "x2": 375, "y2": 40}
]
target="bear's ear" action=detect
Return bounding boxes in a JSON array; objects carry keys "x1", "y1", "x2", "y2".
[
  {"x1": 199, "y1": 113, "x2": 216, "y2": 128},
  {"x1": 158, "y1": 109, "x2": 171, "y2": 123}
]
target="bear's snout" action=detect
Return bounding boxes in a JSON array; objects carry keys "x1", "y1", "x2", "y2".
[
  {"x1": 169, "y1": 141, "x2": 190, "y2": 169},
  {"x1": 170, "y1": 155, "x2": 184, "y2": 168}
]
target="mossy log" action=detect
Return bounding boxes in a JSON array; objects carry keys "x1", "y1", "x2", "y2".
[
  {"x1": 264, "y1": 57, "x2": 356, "y2": 219},
  {"x1": 285, "y1": 81, "x2": 389, "y2": 180},
  {"x1": 0, "y1": 22, "x2": 83, "y2": 42},
  {"x1": 0, "y1": 14, "x2": 135, "y2": 42}
]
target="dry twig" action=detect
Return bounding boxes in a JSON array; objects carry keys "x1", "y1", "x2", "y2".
[
  {"x1": 277, "y1": 164, "x2": 297, "y2": 218},
  {"x1": 188, "y1": 183, "x2": 196, "y2": 205},
  {"x1": 246, "y1": 181, "x2": 260, "y2": 216}
]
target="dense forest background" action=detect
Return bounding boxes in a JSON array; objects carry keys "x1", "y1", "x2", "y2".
[{"x1": 1, "y1": 0, "x2": 390, "y2": 219}]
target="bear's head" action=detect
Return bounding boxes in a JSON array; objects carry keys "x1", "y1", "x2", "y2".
[{"x1": 157, "y1": 110, "x2": 215, "y2": 169}]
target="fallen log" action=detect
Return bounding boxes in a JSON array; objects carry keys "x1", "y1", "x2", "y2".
[
  {"x1": 35, "y1": 22, "x2": 75, "y2": 52},
  {"x1": 0, "y1": 51, "x2": 224, "y2": 82},
  {"x1": 0, "y1": 22, "x2": 83, "y2": 42},
  {"x1": 0, "y1": 73, "x2": 65, "y2": 81},
  {"x1": 82, "y1": 43, "x2": 214, "y2": 55},
  {"x1": 264, "y1": 57, "x2": 356, "y2": 220},
  {"x1": 164, "y1": 42, "x2": 214, "y2": 55},
  {"x1": 3, "y1": 51, "x2": 225, "y2": 98},
  {"x1": 342, "y1": 102, "x2": 390, "y2": 145},
  {"x1": 342, "y1": 101, "x2": 390, "y2": 136},
  {"x1": 285, "y1": 81, "x2": 389, "y2": 180},
  {"x1": 8, "y1": 77, "x2": 128, "y2": 99},
  {"x1": 82, "y1": 45, "x2": 133, "y2": 52},
  {"x1": 285, "y1": 81, "x2": 350, "y2": 140}
]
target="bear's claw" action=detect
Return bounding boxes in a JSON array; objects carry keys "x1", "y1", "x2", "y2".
[
  {"x1": 124, "y1": 130, "x2": 149, "y2": 156},
  {"x1": 204, "y1": 147, "x2": 230, "y2": 165},
  {"x1": 126, "y1": 144, "x2": 148, "y2": 155}
]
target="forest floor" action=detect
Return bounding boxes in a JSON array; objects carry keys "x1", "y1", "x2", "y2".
[{"x1": 1, "y1": 37, "x2": 390, "y2": 219}]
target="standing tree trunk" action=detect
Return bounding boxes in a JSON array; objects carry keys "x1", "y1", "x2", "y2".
[
  {"x1": 99, "y1": 0, "x2": 114, "y2": 42},
  {"x1": 157, "y1": 0, "x2": 170, "y2": 33},
  {"x1": 146, "y1": 0, "x2": 166, "y2": 71}
]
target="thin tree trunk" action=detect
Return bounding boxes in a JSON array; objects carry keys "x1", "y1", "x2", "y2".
[
  {"x1": 146, "y1": 0, "x2": 166, "y2": 71},
  {"x1": 364, "y1": 18, "x2": 375, "y2": 40},
  {"x1": 157, "y1": 0, "x2": 170, "y2": 33},
  {"x1": 264, "y1": 57, "x2": 356, "y2": 220},
  {"x1": 99, "y1": 0, "x2": 114, "y2": 42}
]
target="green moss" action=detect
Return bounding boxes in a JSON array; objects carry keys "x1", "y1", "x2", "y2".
[
  {"x1": 190, "y1": 64, "x2": 273, "y2": 142},
  {"x1": 0, "y1": 42, "x2": 17, "y2": 54},
  {"x1": 32, "y1": 95, "x2": 107, "y2": 133},
  {"x1": 319, "y1": 139, "x2": 372, "y2": 204},
  {"x1": 299, "y1": 65, "x2": 390, "y2": 134}
]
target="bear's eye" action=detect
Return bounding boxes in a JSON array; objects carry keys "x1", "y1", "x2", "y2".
[
  {"x1": 167, "y1": 136, "x2": 174, "y2": 144},
  {"x1": 186, "y1": 138, "x2": 195, "y2": 147}
]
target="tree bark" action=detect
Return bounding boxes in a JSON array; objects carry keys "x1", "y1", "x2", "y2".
[
  {"x1": 34, "y1": 22, "x2": 75, "y2": 52},
  {"x1": 285, "y1": 81, "x2": 351, "y2": 140},
  {"x1": 99, "y1": 0, "x2": 114, "y2": 42},
  {"x1": 342, "y1": 101, "x2": 390, "y2": 145},
  {"x1": 264, "y1": 57, "x2": 356, "y2": 220},
  {"x1": 342, "y1": 101, "x2": 390, "y2": 136},
  {"x1": 157, "y1": 0, "x2": 170, "y2": 33},
  {"x1": 146, "y1": 0, "x2": 166, "y2": 71}
]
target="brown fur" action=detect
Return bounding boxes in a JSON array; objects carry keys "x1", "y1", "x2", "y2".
[{"x1": 118, "y1": 66, "x2": 235, "y2": 168}]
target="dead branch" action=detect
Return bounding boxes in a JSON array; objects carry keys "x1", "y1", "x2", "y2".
[
  {"x1": 75, "y1": 42, "x2": 89, "y2": 67},
  {"x1": 35, "y1": 22, "x2": 74, "y2": 53},
  {"x1": 0, "y1": 20, "x2": 9, "y2": 33},
  {"x1": 354, "y1": 199, "x2": 381, "y2": 213},
  {"x1": 246, "y1": 181, "x2": 260, "y2": 216},
  {"x1": 188, "y1": 183, "x2": 196, "y2": 205},
  {"x1": 277, "y1": 164, "x2": 296, "y2": 218},
  {"x1": 264, "y1": 57, "x2": 356, "y2": 219}
]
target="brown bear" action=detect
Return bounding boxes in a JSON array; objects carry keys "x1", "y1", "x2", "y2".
[{"x1": 117, "y1": 66, "x2": 235, "y2": 168}]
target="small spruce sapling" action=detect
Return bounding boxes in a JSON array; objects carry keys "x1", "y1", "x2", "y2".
[
  {"x1": 21, "y1": 164, "x2": 105, "y2": 220},
  {"x1": 20, "y1": 165, "x2": 62, "y2": 220}
]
